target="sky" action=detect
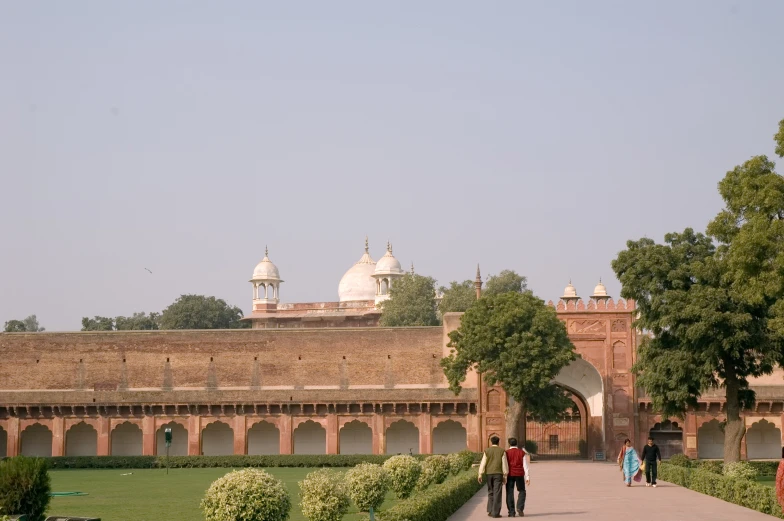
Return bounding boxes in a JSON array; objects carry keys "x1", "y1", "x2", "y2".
[{"x1": 1, "y1": 1, "x2": 783, "y2": 331}]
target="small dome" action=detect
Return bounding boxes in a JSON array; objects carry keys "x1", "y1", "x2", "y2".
[
  {"x1": 338, "y1": 239, "x2": 377, "y2": 301},
  {"x1": 592, "y1": 279, "x2": 608, "y2": 298},
  {"x1": 252, "y1": 247, "x2": 280, "y2": 281},
  {"x1": 562, "y1": 280, "x2": 578, "y2": 299},
  {"x1": 374, "y1": 243, "x2": 404, "y2": 276}
]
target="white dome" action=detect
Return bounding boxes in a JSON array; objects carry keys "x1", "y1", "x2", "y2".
[
  {"x1": 562, "y1": 281, "x2": 578, "y2": 299},
  {"x1": 592, "y1": 279, "x2": 608, "y2": 298},
  {"x1": 338, "y1": 240, "x2": 377, "y2": 301},
  {"x1": 251, "y1": 248, "x2": 280, "y2": 281},
  {"x1": 374, "y1": 243, "x2": 404, "y2": 276}
]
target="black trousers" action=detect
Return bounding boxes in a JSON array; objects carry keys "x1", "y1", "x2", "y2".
[
  {"x1": 485, "y1": 474, "x2": 504, "y2": 516},
  {"x1": 505, "y1": 476, "x2": 527, "y2": 514},
  {"x1": 645, "y1": 461, "x2": 658, "y2": 484}
]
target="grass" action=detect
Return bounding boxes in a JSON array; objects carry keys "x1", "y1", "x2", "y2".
[
  {"x1": 757, "y1": 475, "x2": 775, "y2": 488},
  {"x1": 49, "y1": 467, "x2": 399, "y2": 521}
]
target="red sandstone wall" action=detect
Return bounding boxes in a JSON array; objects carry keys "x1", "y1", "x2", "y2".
[{"x1": 0, "y1": 328, "x2": 447, "y2": 394}]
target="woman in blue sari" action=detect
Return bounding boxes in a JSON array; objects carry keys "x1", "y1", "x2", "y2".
[{"x1": 618, "y1": 438, "x2": 641, "y2": 487}]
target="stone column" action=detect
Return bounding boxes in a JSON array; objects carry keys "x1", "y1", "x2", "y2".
[
  {"x1": 188, "y1": 416, "x2": 201, "y2": 456},
  {"x1": 6, "y1": 417, "x2": 19, "y2": 457},
  {"x1": 419, "y1": 414, "x2": 432, "y2": 454},
  {"x1": 372, "y1": 414, "x2": 385, "y2": 455},
  {"x1": 279, "y1": 416, "x2": 292, "y2": 455},
  {"x1": 97, "y1": 417, "x2": 111, "y2": 456},
  {"x1": 234, "y1": 415, "x2": 247, "y2": 455},
  {"x1": 326, "y1": 414, "x2": 339, "y2": 455},
  {"x1": 52, "y1": 416, "x2": 65, "y2": 457},
  {"x1": 142, "y1": 416, "x2": 156, "y2": 456},
  {"x1": 466, "y1": 414, "x2": 480, "y2": 452}
]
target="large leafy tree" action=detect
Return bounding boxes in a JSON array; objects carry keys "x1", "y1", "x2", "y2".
[
  {"x1": 441, "y1": 291, "x2": 576, "y2": 443},
  {"x1": 81, "y1": 316, "x2": 115, "y2": 331},
  {"x1": 612, "y1": 119, "x2": 784, "y2": 463},
  {"x1": 4, "y1": 315, "x2": 44, "y2": 332},
  {"x1": 380, "y1": 274, "x2": 440, "y2": 327},
  {"x1": 159, "y1": 294, "x2": 249, "y2": 330},
  {"x1": 438, "y1": 280, "x2": 476, "y2": 313},
  {"x1": 483, "y1": 270, "x2": 527, "y2": 296},
  {"x1": 115, "y1": 312, "x2": 160, "y2": 330}
]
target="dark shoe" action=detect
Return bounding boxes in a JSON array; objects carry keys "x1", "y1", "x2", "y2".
[
  {"x1": 492, "y1": 515, "x2": 502, "y2": 518},
  {"x1": 508, "y1": 514, "x2": 516, "y2": 518},
  {"x1": 518, "y1": 512, "x2": 525, "y2": 518}
]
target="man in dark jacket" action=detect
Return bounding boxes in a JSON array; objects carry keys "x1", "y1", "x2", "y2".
[{"x1": 640, "y1": 437, "x2": 662, "y2": 487}]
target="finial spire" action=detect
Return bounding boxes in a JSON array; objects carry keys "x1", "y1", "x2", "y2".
[
  {"x1": 387, "y1": 240, "x2": 391, "y2": 253},
  {"x1": 265, "y1": 245, "x2": 269, "y2": 258},
  {"x1": 475, "y1": 264, "x2": 483, "y2": 299},
  {"x1": 365, "y1": 236, "x2": 369, "y2": 254},
  {"x1": 410, "y1": 262, "x2": 415, "y2": 275}
]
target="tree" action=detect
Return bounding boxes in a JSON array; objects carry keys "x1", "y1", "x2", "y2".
[
  {"x1": 4, "y1": 315, "x2": 45, "y2": 332},
  {"x1": 438, "y1": 280, "x2": 476, "y2": 313},
  {"x1": 159, "y1": 295, "x2": 249, "y2": 330},
  {"x1": 441, "y1": 291, "x2": 576, "y2": 443},
  {"x1": 775, "y1": 117, "x2": 784, "y2": 158},
  {"x1": 379, "y1": 274, "x2": 440, "y2": 327},
  {"x1": 483, "y1": 270, "x2": 527, "y2": 296},
  {"x1": 4, "y1": 320, "x2": 27, "y2": 332},
  {"x1": 115, "y1": 312, "x2": 160, "y2": 330},
  {"x1": 81, "y1": 316, "x2": 115, "y2": 331},
  {"x1": 612, "y1": 119, "x2": 784, "y2": 463}
]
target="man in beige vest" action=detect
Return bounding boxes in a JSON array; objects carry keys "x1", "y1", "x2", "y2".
[{"x1": 478, "y1": 435, "x2": 509, "y2": 518}]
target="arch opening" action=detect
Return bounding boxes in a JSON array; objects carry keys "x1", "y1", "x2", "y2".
[
  {"x1": 0, "y1": 426, "x2": 7, "y2": 457},
  {"x1": 746, "y1": 419, "x2": 781, "y2": 460},
  {"x1": 66, "y1": 422, "x2": 98, "y2": 456},
  {"x1": 432, "y1": 420, "x2": 467, "y2": 454},
  {"x1": 201, "y1": 422, "x2": 234, "y2": 456},
  {"x1": 524, "y1": 389, "x2": 586, "y2": 458},
  {"x1": 156, "y1": 422, "x2": 188, "y2": 456},
  {"x1": 385, "y1": 420, "x2": 419, "y2": 455},
  {"x1": 294, "y1": 420, "x2": 326, "y2": 455},
  {"x1": 20, "y1": 424, "x2": 52, "y2": 457},
  {"x1": 339, "y1": 421, "x2": 372, "y2": 454},
  {"x1": 697, "y1": 420, "x2": 724, "y2": 460},
  {"x1": 649, "y1": 420, "x2": 683, "y2": 459},
  {"x1": 248, "y1": 421, "x2": 280, "y2": 455},
  {"x1": 111, "y1": 422, "x2": 143, "y2": 456}
]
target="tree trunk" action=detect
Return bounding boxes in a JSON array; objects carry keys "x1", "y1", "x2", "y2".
[
  {"x1": 506, "y1": 397, "x2": 525, "y2": 445},
  {"x1": 724, "y1": 373, "x2": 746, "y2": 463}
]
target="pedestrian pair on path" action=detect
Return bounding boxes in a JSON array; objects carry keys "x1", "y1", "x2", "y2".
[
  {"x1": 618, "y1": 437, "x2": 662, "y2": 487},
  {"x1": 478, "y1": 436, "x2": 531, "y2": 518}
]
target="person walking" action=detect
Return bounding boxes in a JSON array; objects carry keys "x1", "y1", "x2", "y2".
[
  {"x1": 505, "y1": 438, "x2": 530, "y2": 517},
  {"x1": 618, "y1": 438, "x2": 641, "y2": 487},
  {"x1": 478, "y1": 435, "x2": 509, "y2": 518},
  {"x1": 640, "y1": 437, "x2": 662, "y2": 487}
]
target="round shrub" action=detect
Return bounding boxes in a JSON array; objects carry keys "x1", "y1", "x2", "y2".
[
  {"x1": 668, "y1": 454, "x2": 692, "y2": 468},
  {"x1": 201, "y1": 468, "x2": 291, "y2": 521},
  {"x1": 698, "y1": 460, "x2": 723, "y2": 474},
  {"x1": 415, "y1": 462, "x2": 436, "y2": 491},
  {"x1": 299, "y1": 469, "x2": 350, "y2": 521},
  {"x1": 457, "y1": 450, "x2": 476, "y2": 471},
  {"x1": 524, "y1": 440, "x2": 538, "y2": 454},
  {"x1": 0, "y1": 456, "x2": 51, "y2": 521},
  {"x1": 383, "y1": 455, "x2": 422, "y2": 499},
  {"x1": 446, "y1": 453, "x2": 463, "y2": 475},
  {"x1": 345, "y1": 463, "x2": 389, "y2": 512},
  {"x1": 423, "y1": 455, "x2": 450, "y2": 485},
  {"x1": 723, "y1": 461, "x2": 758, "y2": 481}
]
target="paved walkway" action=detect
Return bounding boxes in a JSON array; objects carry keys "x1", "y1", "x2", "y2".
[{"x1": 448, "y1": 461, "x2": 780, "y2": 520}]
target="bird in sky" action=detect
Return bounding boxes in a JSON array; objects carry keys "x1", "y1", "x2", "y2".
[{"x1": 144, "y1": 268, "x2": 153, "y2": 274}]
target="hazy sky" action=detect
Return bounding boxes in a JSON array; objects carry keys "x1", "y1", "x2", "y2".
[{"x1": 1, "y1": 1, "x2": 783, "y2": 331}]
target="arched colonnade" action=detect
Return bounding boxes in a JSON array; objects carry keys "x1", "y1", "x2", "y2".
[{"x1": 0, "y1": 415, "x2": 471, "y2": 457}]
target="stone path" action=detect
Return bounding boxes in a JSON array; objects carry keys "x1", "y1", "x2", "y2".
[{"x1": 448, "y1": 461, "x2": 780, "y2": 520}]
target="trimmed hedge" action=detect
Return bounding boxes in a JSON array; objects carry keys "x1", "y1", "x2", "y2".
[
  {"x1": 43, "y1": 453, "x2": 482, "y2": 470},
  {"x1": 659, "y1": 463, "x2": 783, "y2": 518},
  {"x1": 380, "y1": 470, "x2": 482, "y2": 521}
]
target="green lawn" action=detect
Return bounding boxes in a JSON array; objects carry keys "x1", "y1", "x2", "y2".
[
  {"x1": 49, "y1": 467, "x2": 399, "y2": 521},
  {"x1": 757, "y1": 476, "x2": 775, "y2": 488}
]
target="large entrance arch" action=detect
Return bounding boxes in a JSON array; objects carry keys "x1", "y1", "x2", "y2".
[
  {"x1": 548, "y1": 358, "x2": 605, "y2": 457},
  {"x1": 523, "y1": 390, "x2": 587, "y2": 458}
]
